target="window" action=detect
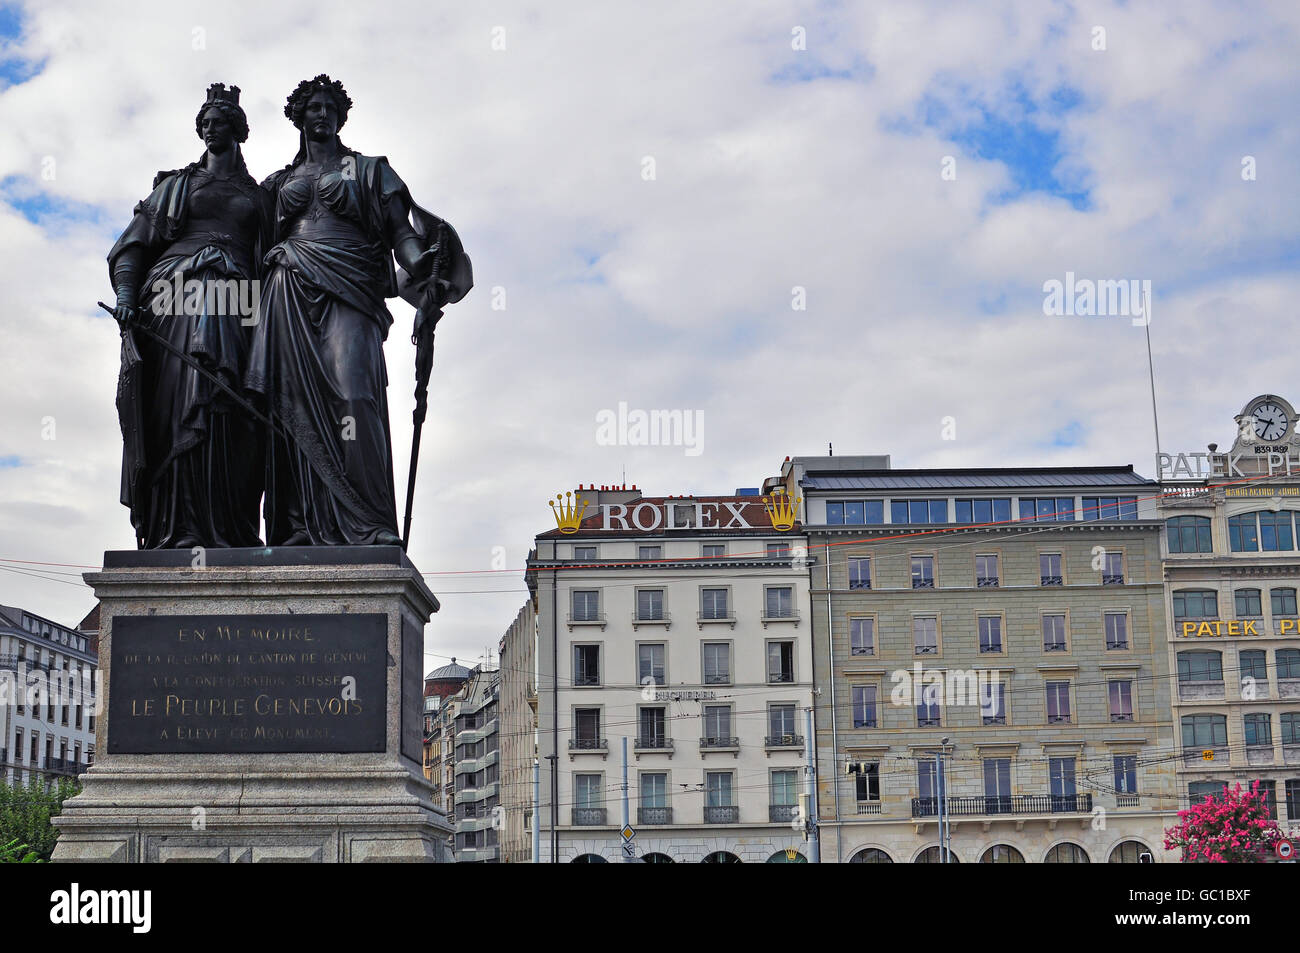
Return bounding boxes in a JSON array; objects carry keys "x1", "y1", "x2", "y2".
[
  {"x1": 918, "y1": 761, "x2": 938, "y2": 803},
  {"x1": 640, "y1": 772, "x2": 667, "y2": 808},
  {"x1": 1228, "y1": 514, "x2": 1259, "y2": 552},
  {"x1": 1114, "y1": 755, "x2": 1137, "y2": 794},
  {"x1": 975, "y1": 554, "x2": 999, "y2": 587},
  {"x1": 1257, "y1": 780, "x2": 1278, "y2": 820},
  {"x1": 13, "y1": 729, "x2": 22, "y2": 764},
  {"x1": 1260, "y1": 511, "x2": 1295, "y2": 550},
  {"x1": 848, "y1": 557, "x2": 871, "y2": 590},
  {"x1": 1236, "y1": 588, "x2": 1263, "y2": 617},
  {"x1": 916, "y1": 695, "x2": 941, "y2": 728},
  {"x1": 701, "y1": 543, "x2": 725, "y2": 558},
  {"x1": 1239, "y1": 649, "x2": 1267, "y2": 682},
  {"x1": 638, "y1": 545, "x2": 662, "y2": 561},
  {"x1": 765, "y1": 587, "x2": 794, "y2": 618},
  {"x1": 638, "y1": 707, "x2": 666, "y2": 747},
  {"x1": 767, "y1": 641, "x2": 794, "y2": 683},
  {"x1": 1044, "y1": 842, "x2": 1089, "y2": 863},
  {"x1": 1178, "y1": 651, "x2": 1223, "y2": 682},
  {"x1": 575, "y1": 774, "x2": 603, "y2": 809},
  {"x1": 766, "y1": 542, "x2": 789, "y2": 557},
  {"x1": 1181, "y1": 713, "x2": 1227, "y2": 747},
  {"x1": 851, "y1": 685, "x2": 877, "y2": 728},
  {"x1": 636, "y1": 589, "x2": 665, "y2": 621},
  {"x1": 1173, "y1": 589, "x2": 1218, "y2": 621},
  {"x1": 769, "y1": 703, "x2": 797, "y2": 740},
  {"x1": 983, "y1": 758, "x2": 1011, "y2": 812},
  {"x1": 771, "y1": 769, "x2": 798, "y2": 807},
  {"x1": 1049, "y1": 758, "x2": 1077, "y2": 808},
  {"x1": 955, "y1": 498, "x2": 1012, "y2": 524},
  {"x1": 703, "y1": 705, "x2": 733, "y2": 744},
  {"x1": 1272, "y1": 588, "x2": 1298, "y2": 617},
  {"x1": 983, "y1": 683, "x2": 1006, "y2": 725},
  {"x1": 1188, "y1": 781, "x2": 1226, "y2": 804},
  {"x1": 1105, "y1": 612, "x2": 1129, "y2": 650},
  {"x1": 854, "y1": 763, "x2": 880, "y2": 802},
  {"x1": 1281, "y1": 712, "x2": 1300, "y2": 745},
  {"x1": 1167, "y1": 516, "x2": 1213, "y2": 553},
  {"x1": 891, "y1": 499, "x2": 948, "y2": 524},
  {"x1": 913, "y1": 616, "x2": 938, "y2": 655},
  {"x1": 1046, "y1": 681, "x2": 1071, "y2": 723},
  {"x1": 573, "y1": 545, "x2": 597, "y2": 560},
  {"x1": 1042, "y1": 613, "x2": 1067, "y2": 652},
  {"x1": 1082, "y1": 496, "x2": 1139, "y2": 521},
  {"x1": 1108, "y1": 680, "x2": 1134, "y2": 722},
  {"x1": 1245, "y1": 713, "x2": 1272, "y2": 747},
  {"x1": 573, "y1": 645, "x2": 600, "y2": 686},
  {"x1": 911, "y1": 555, "x2": 935, "y2": 589},
  {"x1": 850, "y1": 617, "x2": 874, "y2": 656},
  {"x1": 574, "y1": 708, "x2": 602, "y2": 746},
  {"x1": 1102, "y1": 551, "x2": 1124, "y2": 584},
  {"x1": 700, "y1": 588, "x2": 729, "y2": 620},
  {"x1": 1289, "y1": 780, "x2": 1300, "y2": 820},
  {"x1": 825, "y1": 500, "x2": 884, "y2": 525},
  {"x1": 1020, "y1": 497, "x2": 1075, "y2": 522},
  {"x1": 978, "y1": 615, "x2": 1002, "y2": 653},
  {"x1": 637, "y1": 643, "x2": 665, "y2": 686},
  {"x1": 1278, "y1": 649, "x2": 1300, "y2": 679},
  {"x1": 705, "y1": 771, "x2": 734, "y2": 807},
  {"x1": 571, "y1": 590, "x2": 600, "y2": 622},
  {"x1": 702, "y1": 643, "x2": 731, "y2": 685},
  {"x1": 1039, "y1": 553, "x2": 1063, "y2": 586}
]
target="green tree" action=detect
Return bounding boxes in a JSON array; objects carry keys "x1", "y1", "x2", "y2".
[{"x1": 0, "y1": 776, "x2": 80, "y2": 861}]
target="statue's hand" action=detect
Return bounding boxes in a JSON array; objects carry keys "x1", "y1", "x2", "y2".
[
  {"x1": 114, "y1": 289, "x2": 139, "y2": 328},
  {"x1": 407, "y1": 245, "x2": 438, "y2": 281}
]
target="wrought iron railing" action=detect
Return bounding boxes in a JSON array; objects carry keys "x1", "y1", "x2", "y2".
[
  {"x1": 700, "y1": 736, "x2": 739, "y2": 749},
  {"x1": 634, "y1": 736, "x2": 673, "y2": 751},
  {"x1": 977, "y1": 577, "x2": 1000, "y2": 588},
  {"x1": 1041, "y1": 575, "x2": 1063, "y2": 586},
  {"x1": 572, "y1": 808, "x2": 606, "y2": 826},
  {"x1": 1102, "y1": 574, "x2": 1124, "y2": 585},
  {"x1": 769, "y1": 805, "x2": 798, "y2": 822},
  {"x1": 568, "y1": 737, "x2": 607, "y2": 751},
  {"x1": 764, "y1": 734, "x2": 803, "y2": 748},
  {"x1": 638, "y1": 806, "x2": 672, "y2": 825},
  {"x1": 704, "y1": 806, "x2": 739, "y2": 824},
  {"x1": 911, "y1": 793, "x2": 1092, "y2": 818}
]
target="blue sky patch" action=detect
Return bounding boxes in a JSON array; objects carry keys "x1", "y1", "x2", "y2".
[
  {"x1": 1, "y1": 175, "x2": 108, "y2": 229},
  {"x1": 0, "y1": 4, "x2": 44, "y2": 88},
  {"x1": 0, "y1": 455, "x2": 24, "y2": 468}
]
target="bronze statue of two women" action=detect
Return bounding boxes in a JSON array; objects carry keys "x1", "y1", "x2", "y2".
[{"x1": 109, "y1": 76, "x2": 472, "y2": 549}]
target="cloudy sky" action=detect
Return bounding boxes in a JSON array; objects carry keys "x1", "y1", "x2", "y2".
[{"x1": 0, "y1": 0, "x2": 1296, "y2": 672}]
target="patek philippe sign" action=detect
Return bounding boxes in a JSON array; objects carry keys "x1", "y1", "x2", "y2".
[
  {"x1": 1156, "y1": 451, "x2": 1300, "y2": 481},
  {"x1": 1176, "y1": 619, "x2": 1293, "y2": 637}
]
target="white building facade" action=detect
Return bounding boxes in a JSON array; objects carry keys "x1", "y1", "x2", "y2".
[{"x1": 530, "y1": 486, "x2": 817, "y2": 863}]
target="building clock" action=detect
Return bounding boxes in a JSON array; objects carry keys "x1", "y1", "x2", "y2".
[{"x1": 1249, "y1": 400, "x2": 1290, "y2": 442}]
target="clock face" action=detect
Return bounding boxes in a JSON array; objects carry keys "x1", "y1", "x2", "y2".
[{"x1": 1252, "y1": 402, "x2": 1290, "y2": 441}]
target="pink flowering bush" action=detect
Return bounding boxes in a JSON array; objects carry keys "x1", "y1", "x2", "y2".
[{"x1": 1163, "y1": 781, "x2": 1291, "y2": 863}]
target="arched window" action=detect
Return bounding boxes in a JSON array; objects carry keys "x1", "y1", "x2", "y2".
[
  {"x1": 849, "y1": 848, "x2": 893, "y2": 863},
  {"x1": 1277, "y1": 649, "x2": 1300, "y2": 680},
  {"x1": 1177, "y1": 650, "x2": 1222, "y2": 681},
  {"x1": 1044, "y1": 842, "x2": 1090, "y2": 863},
  {"x1": 1235, "y1": 588, "x2": 1262, "y2": 617},
  {"x1": 914, "y1": 846, "x2": 960, "y2": 863},
  {"x1": 979, "y1": 844, "x2": 1025, "y2": 863},
  {"x1": 1108, "y1": 840, "x2": 1152, "y2": 863},
  {"x1": 1167, "y1": 516, "x2": 1212, "y2": 553},
  {"x1": 701, "y1": 851, "x2": 741, "y2": 863},
  {"x1": 766, "y1": 849, "x2": 807, "y2": 863},
  {"x1": 571, "y1": 853, "x2": 607, "y2": 863},
  {"x1": 1173, "y1": 590, "x2": 1218, "y2": 621},
  {"x1": 641, "y1": 853, "x2": 675, "y2": 864}
]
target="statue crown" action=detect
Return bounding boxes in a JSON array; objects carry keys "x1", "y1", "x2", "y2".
[{"x1": 205, "y1": 83, "x2": 241, "y2": 107}]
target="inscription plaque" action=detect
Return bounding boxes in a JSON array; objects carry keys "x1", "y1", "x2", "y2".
[{"x1": 108, "y1": 613, "x2": 388, "y2": 754}]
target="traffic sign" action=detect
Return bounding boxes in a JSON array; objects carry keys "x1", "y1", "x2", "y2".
[
  {"x1": 1277, "y1": 838, "x2": 1294, "y2": 860},
  {"x1": 1201, "y1": 749, "x2": 1214, "y2": 761},
  {"x1": 622, "y1": 841, "x2": 636, "y2": 858},
  {"x1": 621, "y1": 824, "x2": 635, "y2": 841}
]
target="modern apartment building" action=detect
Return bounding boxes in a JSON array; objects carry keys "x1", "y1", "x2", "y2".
[
  {"x1": 499, "y1": 600, "x2": 538, "y2": 862},
  {"x1": 1158, "y1": 394, "x2": 1300, "y2": 828},
  {"x1": 771, "y1": 455, "x2": 1179, "y2": 863},
  {"x1": 529, "y1": 485, "x2": 816, "y2": 863},
  {"x1": 452, "y1": 666, "x2": 501, "y2": 862},
  {"x1": 424, "y1": 659, "x2": 470, "y2": 816},
  {"x1": 0, "y1": 605, "x2": 98, "y2": 787}
]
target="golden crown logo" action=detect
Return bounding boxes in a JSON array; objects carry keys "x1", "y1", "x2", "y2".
[
  {"x1": 765, "y1": 489, "x2": 800, "y2": 532},
  {"x1": 549, "y1": 491, "x2": 589, "y2": 534},
  {"x1": 784, "y1": 847, "x2": 799, "y2": 860}
]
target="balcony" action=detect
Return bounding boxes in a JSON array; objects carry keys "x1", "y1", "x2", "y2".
[
  {"x1": 767, "y1": 671, "x2": 795, "y2": 684},
  {"x1": 912, "y1": 580, "x2": 935, "y2": 590},
  {"x1": 634, "y1": 736, "x2": 673, "y2": 755},
  {"x1": 632, "y1": 611, "x2": 671, "y2": 631},
  {"x1": 917, "y1": 717, "x2": 941, "y2": 728},
  {"x1": 914, "y1": 645, "x2": 937, "y2": 656},
  {"x1": 979, "y1": 643, "x2": 1003, "y2": 654},
  {"x1": 568, "y1": 738, "x2": 608, "y2": 757},
  {"x1": 573, "y1": 673, "x2": 601, "y2": 688},
  {"x1": 760, "y1": 612, "x2": 800, "y2": 628},
  {"x1": 571, "y1": 808, "x2": 607, "y2": 826},
  {"x1": 1110, "y1": 712, "x2": 1135, "y2": 723},
  {"x1": 976, "y1": 576, "x2": 999, "y2": 588},
  {"x1": 696, "y1": 613, "x2": 737, "y2": 629},
  {"x1": 982, "y1": 715, "x2": 1006, "y2": 726},
  {"x1": 703, "y1": 672, "x2": 732, "y2": 686},
  {"x1": 637, "y1": 806, "x2": 672, "y2": 825},
  {"x1": 856, "y1": 801, "x2": 882, "y2": 814},
  {"x1": 764, "y1": 734, "x2": 804, "y2": 750},
  {"x1": 769, "y1": 804, "x2": 798, "y2": 823},
  {"x1": 1043, "y1": 643, "x2": 1068, "y2": 653},
  {"x1": 1102, "y1": 574, "x2": 1124, "y2": 585},
  {"x1": 704, "y1": 806, "x2": 739, "y2": 824},
  {"x1": 848, "y1": 580, "x2": 871, "y2": 590},
  {"x1": 1115, "y1": 794, "x2": 1141, "y2": 808},
  {"x1": 1047, "y1": 714, "x2": 1072, "y2": 725},
  {"x1": 1041, "y1": 575, "x2": 1063, "y2": 586},
  {"x1": 700, "y1": 736, "x2": 740, "y2": 753},
  {"x1": 910, "y1": 793, "x2": 1093, "y2": 818}
]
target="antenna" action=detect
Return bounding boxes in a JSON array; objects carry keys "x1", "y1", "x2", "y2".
[
  {"x1": 828, "y1": 442, "x2": 833, "y2": 457},
  {"x1": 1142, "y1": 286, "x2": 1162, "y2": 467}
]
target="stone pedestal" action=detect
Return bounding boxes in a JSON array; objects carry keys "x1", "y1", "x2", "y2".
[{"x1": 52, "y1": 546, "x2": 451, "y2": 863}]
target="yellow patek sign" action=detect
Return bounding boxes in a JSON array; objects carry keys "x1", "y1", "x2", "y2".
[
  {"x1": 1179, "y1": 620, "x2": 1280, "y2": 637},
  {"x1": 1202, "y1": 750, "x2": 1215, "y2": 761}
]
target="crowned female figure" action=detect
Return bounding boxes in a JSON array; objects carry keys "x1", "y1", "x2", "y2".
[
  {"x1": 245, "y1": 74, "x2": 471, "y2": 546},
  {"x1": 109, "y1": 83, "x2": 270, "y2": 548}
]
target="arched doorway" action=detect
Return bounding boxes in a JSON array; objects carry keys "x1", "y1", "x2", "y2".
[
  {"x1": 979, "y1": 844, "x2": 1025, "y2": 863},
  {"x1": 849, "y1": 848, "x2": 894, "y2": 863},
  {"x1": 1044, "y1": 842, "x2": 1090, "y2": 863},
  {"x1": 641, "y1": 853, "x2": 675, "y2": 864},
  {"x1": 766, "y1": 849, "x2": 807, "y2": 863},
  {"x1": 571, "y1": 853, "x2": 608, "y2": 863},
  {"x1": 1107, "y1": 840, "x2": 1153, "y2": 863},
  {"x1": 701, "y1": 851, "x2": 742, "y2": 863},
  {"x1": 914, "y1": 846, "x2": 960, "y2": 863}
]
